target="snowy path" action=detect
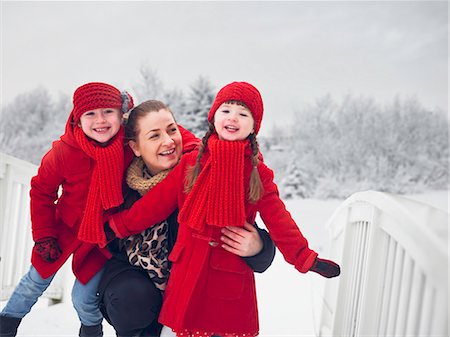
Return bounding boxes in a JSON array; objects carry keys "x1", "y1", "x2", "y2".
[{"x1": 7, "y1": 262, "x2": 322, "y2": 337}]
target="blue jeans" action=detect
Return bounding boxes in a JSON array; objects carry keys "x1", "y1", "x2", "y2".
[{"x1": 1, "y1": 265, "x2": 104, "y2": 326}]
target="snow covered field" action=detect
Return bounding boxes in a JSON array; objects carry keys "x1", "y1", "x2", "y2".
[{"x1": 2, "y1": 190, "x2": 447, "y2": 337}]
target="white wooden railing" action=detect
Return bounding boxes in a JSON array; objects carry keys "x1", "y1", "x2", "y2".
[
  {"x1": 0, "y1": 153, "x2": 68, "y2": 302},
  {"x1": 318, "y1": 190, "x2": 449, "y2": 336}
]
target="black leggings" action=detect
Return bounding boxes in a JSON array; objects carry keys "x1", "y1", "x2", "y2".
[{"x1": 100, "y1": 268, "x2": 163, "y2": 337}]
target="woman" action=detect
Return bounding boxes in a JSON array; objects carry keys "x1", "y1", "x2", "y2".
[{"x1": 98, "y1": 100, "x2": 276, "y2": 337}]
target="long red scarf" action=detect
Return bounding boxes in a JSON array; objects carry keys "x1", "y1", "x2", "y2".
[
  {"x1": 178, "y1": 134, "x2": 248, "y2": 232},
  {"x1": 74, "y1": 126, "x2": 125, "y2": 246}
]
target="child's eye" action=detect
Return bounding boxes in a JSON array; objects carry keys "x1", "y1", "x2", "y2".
[
  {"x1": 221, "y1": 109, "x2": 230, "y2": 114},
  {"x1": 84, "y1": 111, "x2": 95, "y2": 116},
  {"x1": 105, "y1": 109, "x2": 115, "y2": 114},
  {"x1": 239, "y1": 113, "x2": 249, "y2": 117}
]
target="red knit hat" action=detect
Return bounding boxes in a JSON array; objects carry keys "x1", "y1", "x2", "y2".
[
  {"x1": 72, "y1": 82, "x2": 134, "y2": 122},
  {"x1": 208, "y1": 81, "x2": 264, "y2": 134}
]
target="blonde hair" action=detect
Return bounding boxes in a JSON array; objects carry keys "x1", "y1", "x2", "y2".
[{"x1": 184, "y1": 123, "x2": 263, "y2": 203}]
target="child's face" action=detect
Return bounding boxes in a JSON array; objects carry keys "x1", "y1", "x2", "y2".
[
  {"x1": 79, "y1": 108, "x2": 122, "y2": 144},
  {"x1": 213, "y1": 103, "x2": 255, "y2": 141},
  {"x1": 129, "y1": 108, "x2": 182, "y2": 176}
]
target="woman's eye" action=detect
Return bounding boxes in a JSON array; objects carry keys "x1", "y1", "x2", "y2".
[{"x1": 149, "y1": 134, "x2": 159, "y2": 139}]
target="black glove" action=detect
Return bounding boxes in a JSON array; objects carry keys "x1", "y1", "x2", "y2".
[
  {"x1": 104, "y1": 222, "x2": 117, "y2": 243},
  {"x1": 33, "y1": 237, "x2": 62, "y2": 262},
  {"x1": 310, "y1": 257, "x2": 341, "y2": 278}
]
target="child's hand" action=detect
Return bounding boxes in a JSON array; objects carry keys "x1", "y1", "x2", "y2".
[
  {"x1": 310, "y1": 257, "x2": 341, "y2": 278},
  {"x1": 220, "y1": 222, "x2": 263, "y2": 257},
  {"x1": 33, "y1": 237, "x2": 62, "y2": 262}
]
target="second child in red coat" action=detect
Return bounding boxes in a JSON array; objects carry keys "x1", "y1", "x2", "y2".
[
  {"x1": 0, "y1": 82, "x2": 134, "y2": 337},
  {"x1": 108, "y1": 82, "x2": 341, "y2": 337}
]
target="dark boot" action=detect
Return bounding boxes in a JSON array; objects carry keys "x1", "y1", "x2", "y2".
[
  {"x1": 0, "y1": 315, "x2": 22, "y2": 337},
  {"x1": 79, "y1": 324, "x2": 103, "y2": 337}
]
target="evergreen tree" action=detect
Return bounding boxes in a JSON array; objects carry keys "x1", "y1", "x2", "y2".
[
  {"x1": 0, "y1": 88, "x2": 70, "y2": 164},
  {"x1": 133, "y1": 65, "x2": 164, "y2": 102},
  {"x1": 279, "y1": 160, "x2": 316, "y2": 199},
  {"x1": 264, "y1": 94, "x2": 449, "y2": 199},
  {"x1": 178, "y1": 76, "x2": 215, "y2": 137}
]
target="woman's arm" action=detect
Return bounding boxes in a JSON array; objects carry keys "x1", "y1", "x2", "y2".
[{"x1": 220, "y1": 222, "x2": 276, "y2": 273}]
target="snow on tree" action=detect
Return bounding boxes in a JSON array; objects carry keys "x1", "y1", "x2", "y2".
[
  {"x1": 278, "y1": 159, "x2": 317, "y2": 199},
  {"x1": 176, "y1": 76, "x2": 215, "y2": 138},
  {"x1": 163, "y1": 88, "x2": 186, "y2": 123},
  {"x1": 264, "y1": 94, "x2": 449, "y2": 199},
  {"x1": 0, "y1": 88, "x2": 69, "y2": 164},
  {"x1": 132, "y1": 65, "x2": 165, "y2": 102}
]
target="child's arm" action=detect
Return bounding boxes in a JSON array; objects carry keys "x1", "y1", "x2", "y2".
[
  {"x1": 108, "y1": 158, "x2": 184, "y2": 238},
  {"x1": 256, "y1": 164, "x2": 318, "y2": 273},
  {"x1": 30, "y1": 144, "x2": 64, "y2": 241}
]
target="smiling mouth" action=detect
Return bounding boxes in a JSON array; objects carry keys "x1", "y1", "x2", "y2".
[
  {"x1": 94, "y1": 127, "x2": 110, "y2": 132},
  {"x1": 160, "y1": 149, "x2": 175, "y2": 156},
  {"x1": 225, "y1": 125, "x2": 239, "y2": 131}
]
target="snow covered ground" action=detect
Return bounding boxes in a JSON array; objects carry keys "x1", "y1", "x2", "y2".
[{"x1": 2, "y1": 190, "x2": 447, "y2": 337}]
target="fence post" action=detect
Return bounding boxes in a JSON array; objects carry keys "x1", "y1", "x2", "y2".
[
  {"x1": 0, "y1": 153, "x2": 67, "y2": 303},
  {"x1": 319, "y1": 190, "x2": 448, "y2": 336}
]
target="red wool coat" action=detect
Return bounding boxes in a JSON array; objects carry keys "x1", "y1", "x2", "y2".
[
  {"x1": 30, "y1": 136, "x2": 133, "y2": 284},
  {"x1": 109, "y1": 149, "x2": 318, "y2": 335}
]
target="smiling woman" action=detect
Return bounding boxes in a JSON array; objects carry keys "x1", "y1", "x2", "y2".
[{"x1": 127, "y1": 101, "x2": 183, "y2": 176}]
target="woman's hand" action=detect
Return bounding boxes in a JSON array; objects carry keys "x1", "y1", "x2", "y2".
[{"x1": 220, "y1": 222, "x2": 263, "y2": 257}]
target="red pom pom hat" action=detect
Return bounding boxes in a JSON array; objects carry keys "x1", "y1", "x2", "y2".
[
  {"x1": 208, "y1": 81, "x2": 264, "y2": 135},
  {"x1": 71, "y1": 82, "x2": 134, "y2": 122}
]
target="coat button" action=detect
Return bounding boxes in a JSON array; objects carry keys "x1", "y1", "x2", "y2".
[{"x1": 208, "y1": 241, "x2": 219, "y2": 247}]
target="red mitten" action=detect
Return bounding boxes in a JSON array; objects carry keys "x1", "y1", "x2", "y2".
[
  {"x1": 33, "y1": 237, "x2": 62, "y2": 262},
  {"x1": 310, "y1": 257, "x2": 340, "y2": 278}
]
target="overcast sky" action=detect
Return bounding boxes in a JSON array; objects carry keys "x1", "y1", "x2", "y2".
[{"x1": 1, "y1": 1, "x2": 448, "y2": 135}]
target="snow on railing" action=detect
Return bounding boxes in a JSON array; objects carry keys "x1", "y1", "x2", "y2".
[
  {"x1": 0, "y1": 153, "x2": 67, "y2": 303},
  {"x1": 318, "y1": 190, "x2": 448, "y2": 337}
]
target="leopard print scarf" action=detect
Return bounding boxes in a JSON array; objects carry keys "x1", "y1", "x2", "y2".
[{"x1": 123, "y1": 156, "x2": 171, "y2": 291}]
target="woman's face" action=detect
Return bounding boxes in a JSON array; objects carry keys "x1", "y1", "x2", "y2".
[{"x1": 129, "y1": 109, "x2": 182, "y2": 175}]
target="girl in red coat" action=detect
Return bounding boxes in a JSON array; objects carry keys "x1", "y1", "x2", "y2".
[
  {"x1": 0, "y1": 82, "x2": 134, "y2": 337},
  {"x1": 108, "y1": 81, "x2": 340, "y2": 337}
]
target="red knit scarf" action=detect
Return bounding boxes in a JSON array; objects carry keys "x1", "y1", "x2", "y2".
[
  {"x1": 74, "y1": 126, "x2": 125, "y2": 246},
  {"x1": 178, "y1": 134, "x2": 248, "y2": 232}
]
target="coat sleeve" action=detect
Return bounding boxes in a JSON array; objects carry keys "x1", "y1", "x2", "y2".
[
  {"x1": 30, "y1": 143, "x2": 64, "y2": 241},
  {"x1": 256, "y1": 164, "x2": 318, "y2": 273},
  {"x1": 242, "y1": 223, "x2": 276, "y2": 273},
  {"x1": 108, "y1": 159, "x2": 184, "y2": 238},
  {"x1": 178, "y1": 124, "x2": 201, "y2": 153}
]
